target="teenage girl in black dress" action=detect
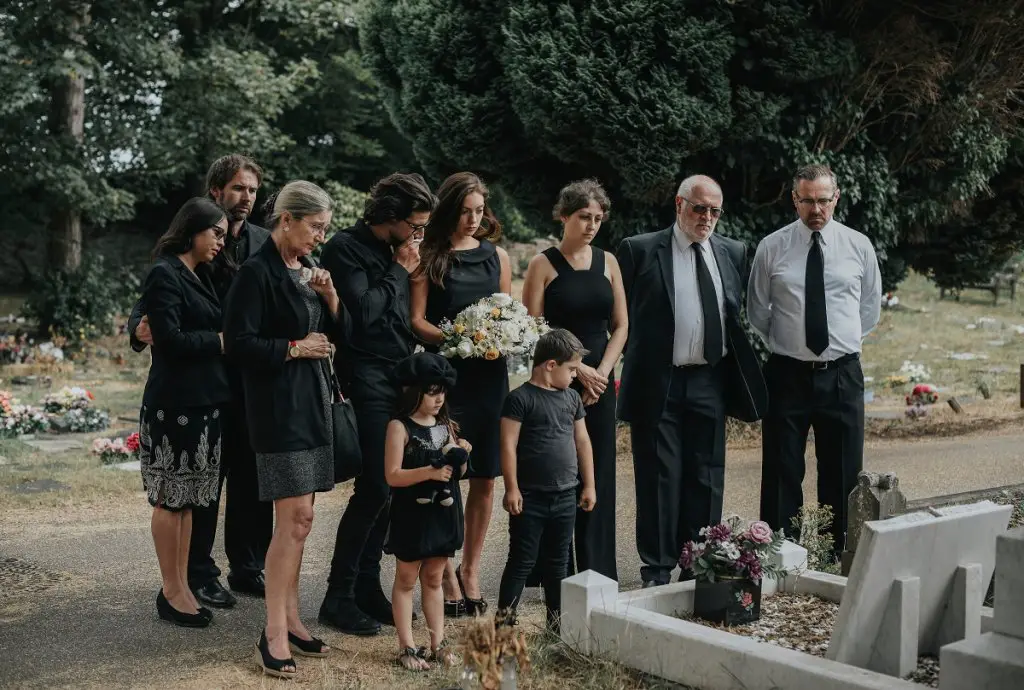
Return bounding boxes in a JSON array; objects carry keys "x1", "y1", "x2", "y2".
[
  {"x1": 410, "y1": 172, "x2": 512, "y2": 615},
  {"x1": 521, "y1": 179, "x2": 628, "y2": 581}
]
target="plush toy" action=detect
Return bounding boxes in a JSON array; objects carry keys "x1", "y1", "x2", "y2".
[{"x1": 415, "y1": 442, "x2": 469, "y2": 507}]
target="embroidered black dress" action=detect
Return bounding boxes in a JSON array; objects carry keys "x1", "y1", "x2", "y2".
[
  {"x1": 540, "y1": 246, "x2": 618, "y2": 580},
  {"x1": 386, "y1": 418, "x2": 465, "y2": 562},
  {"x1": 425, "y1": 240, "x2": 508, "y2": 479}
]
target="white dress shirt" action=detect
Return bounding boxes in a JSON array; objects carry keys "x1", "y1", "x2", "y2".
[
  {"x1": 746, "y1": 219, "x2": 882, "y2": 361},
  {"x1": 672, "y1": 224, "x2": 727, "y2": 366}
]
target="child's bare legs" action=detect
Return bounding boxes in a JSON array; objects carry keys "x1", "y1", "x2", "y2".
[
  {"x1": 420, "y1": 558, "x2": 448, "y2": 652},
  {"x1": 393, "y1": 558, "x2": 428, "y2": 670}
]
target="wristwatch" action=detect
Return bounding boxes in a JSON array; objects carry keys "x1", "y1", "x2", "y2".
[{"x1": 288, "y1": 340, "x2": 300, "y2": 359}]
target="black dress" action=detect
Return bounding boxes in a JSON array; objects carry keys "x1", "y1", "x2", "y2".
[
  {"x1": 425, "y1": 240, "x2": 508, "y2": 479},
  {"x1": 386, "y1": 418, "x2": 465, "y2": 562},
  {"x1": 541, "y1": 246, "x2": 618, "y2": 580}
]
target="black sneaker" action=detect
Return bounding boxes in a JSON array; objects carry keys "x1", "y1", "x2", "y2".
[{"x1": 318, "y1": 596, "x2": 381, "y2": 636}]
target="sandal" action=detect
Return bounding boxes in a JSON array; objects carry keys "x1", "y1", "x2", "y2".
[
  {"x1": 254, "y1": 629, "x2": 297, "y2": 679},
  {"x1": 444, "y1": 598, "x2": 467, "y2": 618},
  {"x1": 427, "y1": 638, "x2": 460, "y2": 668},
  {"x1": 288, "y1": 631, "x2": 330, "y2": 658},
  {"x1": 455, "y1": 565, "x2": 488, "y2": 616},
  {"x1": 397, "y1": 645, "x2": 430, "y2": 671}
]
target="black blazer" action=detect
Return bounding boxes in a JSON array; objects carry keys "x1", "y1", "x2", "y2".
[
  {"x1": 222, "y1": 238, "x2": 339, "y2": 455},
  {"x1": 129, "y1": 221, "x2": 271, "y2": 352},
  {"x1": 140, "y1": 255, "x2": 231, "y2": 409},
  {"x1": 616, "y1": 227, "x2": 768, "y2": 424}
]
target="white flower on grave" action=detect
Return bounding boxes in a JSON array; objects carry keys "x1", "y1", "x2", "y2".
[{"x1": 721, "y1": 542, "x2": 741, "y2": 561}]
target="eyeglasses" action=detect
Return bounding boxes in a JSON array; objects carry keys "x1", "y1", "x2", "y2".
[
  {"x1": 680, "y1": 197, "x2": 723, "y2": 219},
  {"x1": 210, "y1": 226, "x2": 228, "y2": 240},
  {"x1": 795, "y1": 194, "x2": 837, "y2": 209},
  {"x1": 403, "y1": 218, "x2": 428, "y2": 234},
  {"x1": 303, "y1": 218, "x2": 329, "y2": 237}
]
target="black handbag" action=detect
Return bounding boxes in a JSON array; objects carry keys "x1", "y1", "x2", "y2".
[{"x1": 326, "y1": 354, "x2": 362, "y2": 482}]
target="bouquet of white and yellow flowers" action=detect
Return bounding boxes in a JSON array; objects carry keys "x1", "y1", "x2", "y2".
[{"x1": 439, "y1": 293, "x2": 550, "y2": 361}]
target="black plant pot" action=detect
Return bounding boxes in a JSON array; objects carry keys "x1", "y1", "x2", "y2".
[{"x1": 693, "y1": 577, "x2": 762, "y2": 625}]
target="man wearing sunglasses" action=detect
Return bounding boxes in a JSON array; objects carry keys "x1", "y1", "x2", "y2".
[
  {"x1": 317, "y1": 172, "x2": 438, "y2": 636},
  {"x1": 617, "y1": 174, "x2": 768, "y2": 588},
  {"x1": 747, "y1": 164, "x2": 881, "y2": 561}
]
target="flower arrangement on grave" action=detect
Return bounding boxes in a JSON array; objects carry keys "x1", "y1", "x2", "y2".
[
  {"x1": 0, "y1": 390, "x2": 49, "y2": 437},
  {"x1": 680, "y1": 515, "x2": 788, "y2": 625},
  {"x1": 91, "y1": 433, "x2": 140, "y2": 465},
  {"x1": 41, "y1": 386, "x2": 109, "y2": 433},
  {"x1": 898, "y1": 360, "x2": 930, "y2": 383},
  {"x1": 904, "y1": 383, "x2": 939, "y2": 420},
  {"x1": 457, "y1": 615, "x2": 530, "y2": 689},
  {"x1": 882, "y1": 291, "x2": 900, "y2": 309},
  {"x1": 0, "y1": 333, "x2": 67, "y2": 366},
  {"x1": 439, "y1": 293, "x2": 549, "y2": 361}
]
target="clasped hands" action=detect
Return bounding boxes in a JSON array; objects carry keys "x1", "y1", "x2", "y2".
[{"x1": 576, "y1": 364, "x2": 609, "y2": 406}]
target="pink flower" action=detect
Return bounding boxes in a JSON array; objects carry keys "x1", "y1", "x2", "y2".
[
  {"x1": 125, "y1": 432, "x2": 140, "y2": 452},
  {"x1": 702, "y1": 522, "x2": 732, "y2": 543},
  {"x1": 740, "y1": 592, "x2": 753, "y2": 607},
  {"x1": 748, "y1": 521, "x2": 773, "y2": 544}
]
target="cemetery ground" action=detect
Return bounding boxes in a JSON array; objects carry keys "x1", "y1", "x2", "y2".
[{"x1": 1, "y1": 271, "x2": 1023, "y2": 689}]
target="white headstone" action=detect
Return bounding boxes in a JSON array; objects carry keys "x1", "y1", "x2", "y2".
[{"x1": 827, "y1": 500, "x2": 1011, "y2": 677}]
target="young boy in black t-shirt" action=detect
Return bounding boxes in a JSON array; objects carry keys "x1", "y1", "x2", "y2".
[{"x1": 497, "y1": 328, "x2": 596, "y2": 630}]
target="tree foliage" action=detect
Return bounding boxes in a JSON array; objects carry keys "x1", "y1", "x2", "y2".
[{"x1": 362, "y1": 0, "x2": 1024, "y2": 289}]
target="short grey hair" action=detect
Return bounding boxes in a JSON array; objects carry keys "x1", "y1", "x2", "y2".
[
  {"x1": 793, "y1": 164, "x2": 838, "y2": 191},
  {"x1": 676, "y1": 174, "x2": 723, "y2": 199},
  {"x1": 267, "y1": 180, "x2": 334, "y2": 229}
]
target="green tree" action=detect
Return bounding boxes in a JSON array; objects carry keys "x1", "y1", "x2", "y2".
[{"x1": 361, "y1": 0, "x2": 1024, "y2": 288}]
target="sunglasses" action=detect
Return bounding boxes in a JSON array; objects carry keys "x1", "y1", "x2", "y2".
[{"x1": 679, "y1": 197, "x2": 723, "y2": 219}]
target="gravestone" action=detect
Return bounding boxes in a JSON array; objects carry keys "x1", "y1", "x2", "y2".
[
  {"x1": 841, "y1": 471, "x2": 907, "y2": 576},
  {"x1": 21, "y1": 438, "x2": 83, "y2": 454},
  {"x1": 940, "y1": 526, "x2": 1024, "y2": 688},
  {"x1": 827, "y1": 500, "x2": 1011, "y2": 678}
]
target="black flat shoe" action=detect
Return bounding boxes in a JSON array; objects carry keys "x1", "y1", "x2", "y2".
[
  {"x1": 156, "y1": 590, "x2": 209, "y2": 628},
  {"x1": 193, "y1": 579, "x2": 237, "y2": 608},
  {"x1": 255, "y1": 630, "x2": 296, "y2": 679},
  {"x1": 228, "y1": 571, "x2": 266, "y2": 598},
  {"x1": 318, "y1": 597, "x2": 381, "y2": 636},
  {"x1": 455, "y1": 565, "x2": 488, "y2": 616},
  {"x1": 288, "y1": 631, "x2": 330, "y2": 658}
]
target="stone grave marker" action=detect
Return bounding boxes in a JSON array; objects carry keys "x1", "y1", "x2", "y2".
[
  {"x1": 20, "y1": 438, "x2": 83, "y2": 454},
  {"x1": 827, "y1": 500, "x2": 1012, "y2": 677},
  {"x1": 841, "y1": 471, "x2": 907, "y2": 576},
  {"x1": 9, "y1": 478, "x2": 70, "y2": 494}
]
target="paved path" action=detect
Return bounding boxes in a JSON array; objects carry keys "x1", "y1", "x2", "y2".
[{"x1": 1, "y1": 430, "x2": 1022, "y2": 687}]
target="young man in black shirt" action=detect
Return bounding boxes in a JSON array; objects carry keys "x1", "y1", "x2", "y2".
[
  {"x1": 128, "y1": 154, "x2": 273, "y2": 608},
  {"x1": 318, "y1": 172, "x2": 438, "y2": 635},
  {"x1": 496, "y1": 329, "x2": 596, "y2": 631}
]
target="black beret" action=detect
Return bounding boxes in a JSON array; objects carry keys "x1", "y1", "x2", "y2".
[{"x1": 392, "y1": 352, "x2": 457, "y2": 389}]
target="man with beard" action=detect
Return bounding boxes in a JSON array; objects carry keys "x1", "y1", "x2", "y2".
[
  {"x1": 318, "y1": 172, "x2": 437, "y2": 636},
  {"x1": 748, "y1": 163, "x2": 881, "y2": 558},
  {"x1": 130, "y1": 154, "x2": 273, "y2": 608}
]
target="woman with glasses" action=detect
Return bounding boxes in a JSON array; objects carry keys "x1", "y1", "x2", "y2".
[
  {"x1": 223, "y1": 180, "x2": 341, "y2": 678},
  {"x1": 520, "y1": 179, "x2": 628, "y2": 582},
  {"x1": 137, "y1": 197, "x2": 231, "y2": 629},
  {"x1": 410, "y1": 172, "x2": 512, "y2": 616}
]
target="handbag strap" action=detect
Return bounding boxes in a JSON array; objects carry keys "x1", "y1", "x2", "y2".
[{"x1": 325, "y1": 348, "x2": 346, "y2": 403}]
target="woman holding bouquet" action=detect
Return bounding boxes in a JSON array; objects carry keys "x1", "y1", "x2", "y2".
[
  {"x1": 410, "y1": 172, "x2": 511, "y2": 615},
  {"x1": 520, "y1": 179, "x2": 627, "y2": 581}
]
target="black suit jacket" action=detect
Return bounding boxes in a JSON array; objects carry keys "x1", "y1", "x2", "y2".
[
  {"x1": 129, "y1": 221, "x2": 271, "y2": 352},
  {"x1": 222, "y1": 238, "x2": 340, "y2": 455},
  {"x1": 140, "y1": 255, "x2": 231, "y2": 409},
  {"x1": 616, "y1": 227, "x2": 768, "y2": 424}
]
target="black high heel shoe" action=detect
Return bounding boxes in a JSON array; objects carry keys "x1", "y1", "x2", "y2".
[
  {"x1": 455, "y1": 564, "x2": 488, "y2": 616},
  {"x1": 156, "y1": 590, "x2": 210, "y2": 628},
  {"x1": 255, "y1": 629, "x2": 297, "y2": 679},
  {"x1": 288, "y1": 631, "x2": 330, "y2": 658}
]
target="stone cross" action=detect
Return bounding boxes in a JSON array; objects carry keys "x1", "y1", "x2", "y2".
[{"x1": 841, "y1": 471, "x2": 907, "y2": 576}]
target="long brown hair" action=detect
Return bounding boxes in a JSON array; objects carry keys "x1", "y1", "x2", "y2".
[
  {"x1": 393, "y1": 384, "x2": 460, "y2": 439},
  {"x1": 152, "y1": 197, "x2": 226, "y2": 260},
  {"x1": 417, "y1": 172, "x2": 502, "y2": 287}
]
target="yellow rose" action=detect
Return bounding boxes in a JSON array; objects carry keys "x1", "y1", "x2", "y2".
[
  {"x1": 490, "y1": 307, "x2": 501, "y2": 318},
  {"x1": 484, "y1": 348, "x2": 500, "y2": 360},
  {"x1": 454, "y1": 324, "x2": 465, "y2": 334},
  {"x1": 473, "y1": 331, "x2": 486, "y2": 343}
]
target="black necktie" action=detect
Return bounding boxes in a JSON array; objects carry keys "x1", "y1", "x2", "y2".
[
  {"x1": 805, "y1": 231, "x2": 829, "y2": 355},
  {"x1": 693, "y1": 244, "x2": 722, "y2": 366}
]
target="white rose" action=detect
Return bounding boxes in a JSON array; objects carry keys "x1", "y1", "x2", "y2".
[
  {"x1": 456, "y1": 340, "x2": 474, "y2": 358},
  {"x1": 491, "y1": 293, "x2": 512, "y2": 307}
]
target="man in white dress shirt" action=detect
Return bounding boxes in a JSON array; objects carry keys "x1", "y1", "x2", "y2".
[
  {"x1": 617, "y1": 175, "x2": 767, "y2": 587},
  {"x1": 747, "y1": 164, "x2": 882, "y2": 556}
]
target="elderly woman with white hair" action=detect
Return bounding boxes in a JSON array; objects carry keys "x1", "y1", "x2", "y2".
[{"x1": 224, "y1": 180, "x2": 340, "y2": 678}]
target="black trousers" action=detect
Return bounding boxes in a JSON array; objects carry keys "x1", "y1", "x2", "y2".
[
  {"x1": 188, "y1": 404, "x2": 272, "y2": 586},
  {"x1": 758, "y1": 353, "x2": 864, "y2": 552},
  {"x1": 630, "y1": 364, "x2": 726, "y2": 585},
  {"x1": 325, "y1": 366, "x2": 394, "y2": 598},
  {"x1": 498, "y1": 488, "x2": 577, "y2": 625}
]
